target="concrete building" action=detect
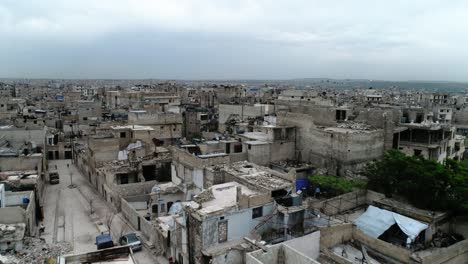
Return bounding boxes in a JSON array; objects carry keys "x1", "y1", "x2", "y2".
[
  {"x1": 218, "y1": 104, "x2": 276, "y2": 133},
  {"x1": 96, "y1": 146, "x2": 171, "y2": 209},
  {"x1": 127, "y1": 111, "x2": 183, "y2": 145},
  {"x1": 397, "y1": 122, "x2": 461, "y2": 162},
  {"x1": 184, "y1": 181, "x2": 276, "y2": 264},
  {"x1": 0, "y1": 185, "x2": 38, "y2": 238}
]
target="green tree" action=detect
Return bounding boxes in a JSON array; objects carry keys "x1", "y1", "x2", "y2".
[
  {"x1": 365, "y1": 149, "x2": 468, "y2": 214},
  {"x1": 308, "y1": 175, "x2": 364, "y2": 197}
]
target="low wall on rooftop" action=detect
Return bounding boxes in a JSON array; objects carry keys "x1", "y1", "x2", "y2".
[
  {"x1": 310, "y1": 190, "x2": 385, "y2": 217},
  {"x1": 414, "y1": 239, "x2": 468, "y2": 264},
  {"x1": 319, "y1": 223, "x2": 353, "y2": 250},
  {"x1": 352, "y1": 226, "x2": 412, "y2": 263},
  {"x1": 0, "y1": 155, "x2": 42, "y2": 171}
]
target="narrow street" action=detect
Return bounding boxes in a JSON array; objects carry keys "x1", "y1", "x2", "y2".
[{"x1": 42, "y1": 160, "x2": 159, "y2": 264}]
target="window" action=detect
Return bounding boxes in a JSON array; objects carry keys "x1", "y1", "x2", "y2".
[
  {"x1": 152, "y1": 204, "x2": 159, "y2": 214},
  {"x1": 248, "y1": 145, "x2": 251, "y2": 150},
  {"x1": 414, "y1": 149, "x2": 422, "y2": 156},
  {"x1": 119, "y1": 174, "x2": 129, "y2": 184},
  {"x1": 160, "y1": 203, "x2": 166, "y2": 213},
  {"x1": 252, "y1": 206, "x2": 263, "y2": 219},
  {"x1": 120, "y1": 132, "x2": 126, "y2": 138}
]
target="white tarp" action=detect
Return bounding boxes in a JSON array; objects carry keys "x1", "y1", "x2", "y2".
[
  {"x1": 117, "y1": 141, "x2": 143, "y2": 160},
  {"x1": 354, "y1": 205, "x2": 428, "y2": 240}
]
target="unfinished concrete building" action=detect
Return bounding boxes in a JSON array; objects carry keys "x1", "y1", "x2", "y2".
[
  {"x1": 397, "y1": 121, "x2": 464, "y2": 162},
  {"x1": 96, "y1": 146, "x2": 171, "y2": 209},
  {"x1": 0, "y1": 185, "x2": 38, "y2": 238},
  {"x1": 127, "y1": 111, "x2": 183, "y2": 145}
]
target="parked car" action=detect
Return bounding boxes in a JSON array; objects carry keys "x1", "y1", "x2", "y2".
[
  {"x1": 96, "y1": 234, "x2": 114, "y2": 250},
  {"x1": 119, "y1": 233, "x2": 142, "y2": 252},
  {"x1": 49, "y1": 172, "x2": 60, "y2": 184}
]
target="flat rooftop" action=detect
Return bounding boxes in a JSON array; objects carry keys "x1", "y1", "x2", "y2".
[
  {"x1": 197, "y1": 182, "x2": 258, "y2": 215},
  {"x1": 111, "y1": 125, "x2": 154, "y2": 131},
  {"x1": 225, "y1": 161, "x2": 292, "y2": 191},
  {"x1": 239, "y1": 132, "x2": 270, "y2": 141}
]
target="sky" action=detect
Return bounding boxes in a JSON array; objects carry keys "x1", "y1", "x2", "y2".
[{"x1": 1, "y1": 0, "x2": 468, "y2": 81}]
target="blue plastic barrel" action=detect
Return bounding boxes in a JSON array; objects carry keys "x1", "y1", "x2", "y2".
[
  {"x1": 296, "y1": 178, "x2": 309, "y2": 191},
  {"x1": 22, "y1": 197, "x2": 30, "y2": 204}
]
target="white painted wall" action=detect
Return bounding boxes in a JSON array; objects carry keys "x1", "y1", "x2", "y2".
[{"x1": 193, "y1": 169, "x2": 204, "y2": 191}]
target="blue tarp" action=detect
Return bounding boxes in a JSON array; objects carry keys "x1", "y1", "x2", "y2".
[{"x1": 354, "y1": 205, "x2": 428, "y2": 240}]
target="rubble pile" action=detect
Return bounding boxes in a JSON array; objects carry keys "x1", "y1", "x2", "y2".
[
  {"x1": 194, "y1": 189, "x2": 214, "y2": 204},
  {"x1": 337, "y1": 121, "x2": 374, "y2": 131},
  {"x1": 244, "y1": 172, "x2": 287, "y2": 189},
  {"x1": 0, "y1": 224, "x2": 18, "y2": 237},
  {"x1": 0, "y1": 237, "x2": 72, "y2": 264},
  {"x1": 430, "y1": 231, "x2": 464, "y2": 248}
]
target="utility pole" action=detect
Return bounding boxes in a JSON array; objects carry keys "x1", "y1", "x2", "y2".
[{"x1": 68, "y1": 170, "x2": 75, "y2": 189}]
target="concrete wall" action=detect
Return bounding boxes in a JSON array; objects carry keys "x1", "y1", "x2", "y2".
[
  {"x1": 121, "y1": 197, "x2": 155, "y2": 243},
  {"x1": 246, "y1": 144, "x2": 270, "y2": 166},
  {"x1": 310, "y1": 190, "x2": 367, "y2": 216},
  {"x1": 277, "y1": 111, "x2": 385, "y2": 176},
  {"x1": 415, "y1": 239, "x2": 468, "y2": 264},
  {"x1": 112, "y1": 180, "x2": 157, "y2": 209},
  {"x1": 211, "y1": 249, "x2": 244, "y2": 264},
  {"x1": 128, "y1": 111, "x2": 182, "y2": 125},
  {"x1": 0, "y1": 128, "x2": 46, "y2": 147},
  {"x1": 121, "y1": 198, "x2": 140, "y2": 232},
  {"x1": 319, "y1": 224, "x2": 353, "y2": 249},
  {"x1": 247, "y1": 243, "x2": 321, "y2": 264},
  {"x1": 201, "y1": 203, "x2": 275, "y2": 249},
  {"x1": 0, "y1": 155, "x2": 42, "y2": 171},
  {"x1": 283, "y1": 230, "x2": 321, "y2": 260},
  {"x1": 0, "y1": 207, "x2": 25, "y2": 224},
  {"x1": 276, "y1": 104, "x2": 337, "y2": 127},
  {"x1": 88, "y1": 137, "x2": 120, "y2": 163},
  {"x1": 352, "y1": 226, "x2": 412, "y2": 263}
]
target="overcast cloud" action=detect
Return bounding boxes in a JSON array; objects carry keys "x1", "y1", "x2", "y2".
[{"x1": 1, "y1": 0, "x2": 468, "y2": 81}]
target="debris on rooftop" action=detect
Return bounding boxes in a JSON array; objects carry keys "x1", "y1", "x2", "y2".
[{"x1": 0, "y1": 237, "x2": 72, "y2": 264}]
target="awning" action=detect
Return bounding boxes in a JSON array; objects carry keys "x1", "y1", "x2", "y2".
[{"x1": 354, "y1": 205, "x2": 428, "y2": 240}]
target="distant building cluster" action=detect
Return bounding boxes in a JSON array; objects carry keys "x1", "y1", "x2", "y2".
[{"x1": 0, "y1": 78, "x2": 467, "y2": 263}]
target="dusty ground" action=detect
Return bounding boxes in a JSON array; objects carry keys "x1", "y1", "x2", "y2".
[{"x1": 42, "y1": 159, "x2": 161, "y2": 264}]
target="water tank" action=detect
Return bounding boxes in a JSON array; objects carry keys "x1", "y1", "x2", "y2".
[
  {"x1": 22, "y1": 197, "x2": 30, "y2": 204},
  {"x1": 296, "y1": 178, "x2": 309, "y2": 192}
]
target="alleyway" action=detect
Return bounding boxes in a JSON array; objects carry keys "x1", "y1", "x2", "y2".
[{"x1": 42, "y1": 160, "x2": 159, "y2": 264}]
